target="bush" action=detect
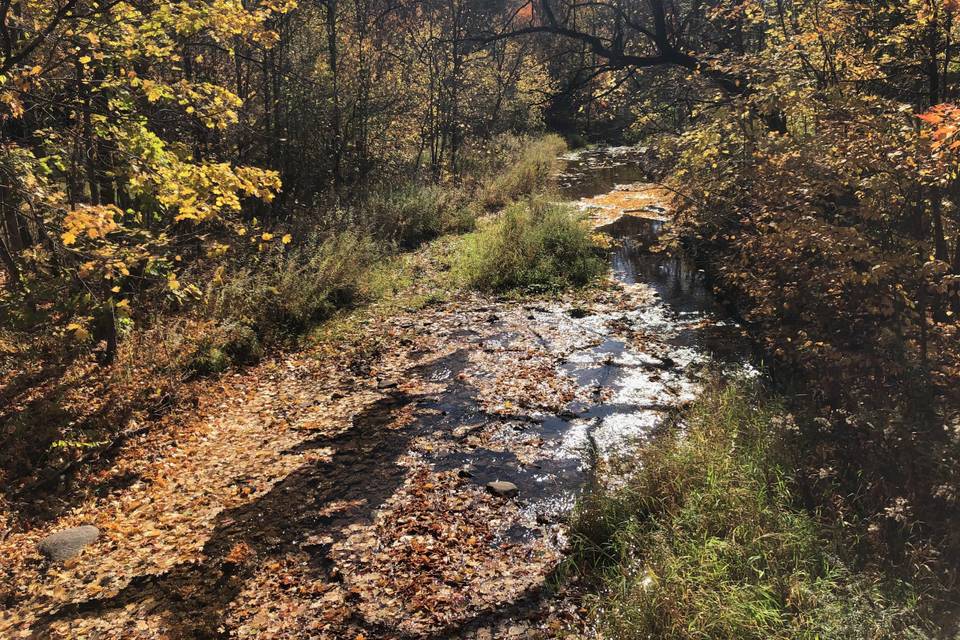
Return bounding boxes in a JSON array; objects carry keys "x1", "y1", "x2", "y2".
[
  {"x1": 570, "y1": 381, "x2": 929, "y2": 640},
  {"x1": 455, "y1": 198, "x2": 605, "y2": 292},
  {"x1": 666, "y1": 104, "x2": 960, "y2": 595},
  {"x1": 479, "y1": 133, "x2": 567, "y2": 208},
  {"x1": 206, "y1": 231, "x2": 379, "y2": 345},
  {"x1": 186, "y1": 322, "x2": 264, "y2": 375}
]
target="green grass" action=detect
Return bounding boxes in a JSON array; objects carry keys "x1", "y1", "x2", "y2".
[
  {"x1": 570, "y1": 380, "x2": 929, "y2": 640},
  {"x1": 455, "y1": 198, "x2": 606, "y2": 293},
  {"x1": 185, "y1": 231, "x2": 374, "y2": 371},
  {"x1": 362, "y1": 133, "x2": 568, "y2": 249}
]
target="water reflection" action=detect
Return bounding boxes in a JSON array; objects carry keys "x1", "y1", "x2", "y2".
[
  {"x1": 431, "y1": 148, "x2": 755, "y2": 522},
  {"x1": 601, "y1": 215, "x2": 716, "y2": 312},
  {"x1": 557, "y1": 146, "x2": 650, "y2": 200}
]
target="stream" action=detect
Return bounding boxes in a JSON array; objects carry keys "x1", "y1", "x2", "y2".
[
  {"x1": 6, "y1": 145, "x2": 760, "y2": 639},
  {"x1": 431, "y1": 145, "x2": 756, "y2": 531}
]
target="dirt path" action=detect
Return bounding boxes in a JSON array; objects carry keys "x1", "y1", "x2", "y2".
[{"x1": 2, "y1": 151, "x2": 752, "y2": 638}]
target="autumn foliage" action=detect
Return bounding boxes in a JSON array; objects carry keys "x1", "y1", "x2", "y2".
[{"x1": 5, "y1": 0, "x2": 960, "y2": 634}]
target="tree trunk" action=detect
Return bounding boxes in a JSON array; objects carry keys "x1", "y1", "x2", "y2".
[{"x1": 0, "y1": 233, "x2": 21, "y2": 292}]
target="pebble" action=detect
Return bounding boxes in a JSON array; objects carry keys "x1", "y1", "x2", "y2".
[{"x1": 485, "y1": 480, "x2": 518, "y2": 498}]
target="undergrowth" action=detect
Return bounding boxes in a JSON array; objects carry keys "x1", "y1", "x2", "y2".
[
  {"x1": 455, "y1": 198, "x2": 605, "y2": 293},
  {"x1": 0, "y1": 133, "x2": 568, "y2": 493},
  {"x1": 479, "y1": 134, "x2": 568, "y2": 208},
  {"x1": 570, "y1": 380, "x2": 931, "y2": 640},
  {"x1": 365, "y1": 183, "x2": 479, "y2": 249},
  {"x1": 206, "y1": 232, "x2": 377, "y2": 344},
  {"x1": 190, "y1": 134, "x2": 569, "y2": 372}
]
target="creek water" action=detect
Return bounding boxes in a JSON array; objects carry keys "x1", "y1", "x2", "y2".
[
  {"x1": 11, "y1": 147, "x2": 757, "y2": 639},
  {"x1": 280, "y1": 145, "x2": 755, "y2": 552},
  {"x1": 430, "y1": 146, "x2": 755, "y2": 529}
]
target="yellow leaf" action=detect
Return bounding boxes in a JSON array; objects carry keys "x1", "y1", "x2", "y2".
[
  {"x1": 79, "y1": 55, "x2": 92, "y2": 65},
  {"x1": 261, "y1": 232, "x2": 274, "y2": 241},
  {"x1": 66, "y1": 323, "x2": 92, "y2": 342},
  {"x1": 281, "y1": 233, "x2": 292, "y2": 244}
]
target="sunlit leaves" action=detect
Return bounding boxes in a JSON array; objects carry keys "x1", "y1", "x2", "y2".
[
  {"x1": 0, "y1": 0, "x2": 293, "y2": 345},
  {"x1": 919, "y1": 104, "x2": 960, "y2": 151},
  {"x1": 61, "y1": 205, "x2": 121, "y2": 246}
]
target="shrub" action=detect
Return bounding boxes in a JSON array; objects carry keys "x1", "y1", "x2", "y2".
[
  {"x1": 364, "y1": 183, "x2": 478, "y2": 249},
  {"x1": 455, "y1": 198, "x2": 605, "y2": 292},
  {"x1": 570, "y1": 381, "x2": 930, "y2": 640},
  {"x1": 185, "y1": 322, "x2": 263, "y2": 375}
]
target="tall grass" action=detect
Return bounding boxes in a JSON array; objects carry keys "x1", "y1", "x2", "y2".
[
  {"x1": 455, "y1": 198, "x2": 606, "y2": 293},
  {"x1": 479, "y1": 133, "x2": 568, "y2": 208},
  {"x1": 571, "y1": 380, "x2": 929, "y2": 640},
  {"x1": 187, "y1": 134, "x2": 573, "y2": 372},
  {"x1": 193, "y1": 232, "x2": 378, "y2": 372},
  {"x1": 344, "y1": 134, "x2": 567, "y2": 249},
  {"x1": 364, "y1": 183, "x2": 478, "y2": 249}
]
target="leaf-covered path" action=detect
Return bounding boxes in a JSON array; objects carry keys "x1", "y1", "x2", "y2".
[
  {"x1": 1, "y1": 288, "x2": 642, "y2": 637},
  {"x1": 2, "y1": 166, "x2": 750, "y2": 638}
]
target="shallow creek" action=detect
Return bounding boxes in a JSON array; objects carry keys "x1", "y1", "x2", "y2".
[
  {"x1": 431, "y1": 145, "x2": 756, "y2": 528},
  {"x1": 4, "y1": 146, "x2": 760, "y2": 640}
]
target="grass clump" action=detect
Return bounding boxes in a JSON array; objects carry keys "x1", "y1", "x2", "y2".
[
  {"x1": 455, "y1": 198, "x2": 606, "y2": 293},
  {"x1": 571, "y1": 380, "x2": 929, "y2": 640},
  {"x1": 480, "y1": 133, "x2": 568, "y2": 208},
  {"x1": 186, "y1": 322, "x2": 264, "y2": 375},
  {"x1": 192, "y1": 134, "x2": 573, "y2": 369},
  {"x1": 365, "y1": 183, "x2": 478, "y2": 249},
  {"x1": 206, "y1": 231, "x2": 379, "y2": 348}
]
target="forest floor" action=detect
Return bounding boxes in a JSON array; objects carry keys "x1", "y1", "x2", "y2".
[{"x1": 1, "y1": 156, "x2": 741, "y2": 638}]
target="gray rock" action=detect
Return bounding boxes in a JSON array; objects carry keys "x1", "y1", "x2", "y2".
[
  {"x1": 38, "y1": 525, "x2": 99, "y2": 562},
  {"x1": 485, "y1": 480, "x2": 518, "y2": 498}
]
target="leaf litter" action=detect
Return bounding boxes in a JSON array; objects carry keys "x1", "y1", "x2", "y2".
[{"x1": 0, "y1": 182, "x2": 738, "y2": 638}]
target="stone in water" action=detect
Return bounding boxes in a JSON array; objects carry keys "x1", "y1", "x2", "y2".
[{"x1": 485, "y1": 481, "x2": 518, "y2": 498}]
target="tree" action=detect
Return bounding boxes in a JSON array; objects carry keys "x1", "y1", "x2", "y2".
[{"x1": 0, "y1": 1, "x2": 291, "y2": 361}]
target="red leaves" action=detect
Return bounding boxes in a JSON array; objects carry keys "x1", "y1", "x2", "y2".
[
  {"x1": 330, "y1": 467, "x2": 559, "y2": 636},
  {"x1": 919, "y1": 103, "x2": 960, "y2": 151}
]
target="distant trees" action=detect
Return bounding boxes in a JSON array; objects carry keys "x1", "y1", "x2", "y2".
[{"x1": 0, "y1": 0, "x2": 553, "y2": 362}]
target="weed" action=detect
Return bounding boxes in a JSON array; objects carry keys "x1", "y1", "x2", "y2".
[
  {"x1": 207, "y1": 231, "x2": 379, "y2": 347},
  {"x1": 479, "y1": 134, "x2": 568, "y2": 208},
  {"x1": 570, "y1": 380, "x2": 930, "y2": 640},
  {"x1": 364, "y1": 184, "x2": 478, "y2": 249}
]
